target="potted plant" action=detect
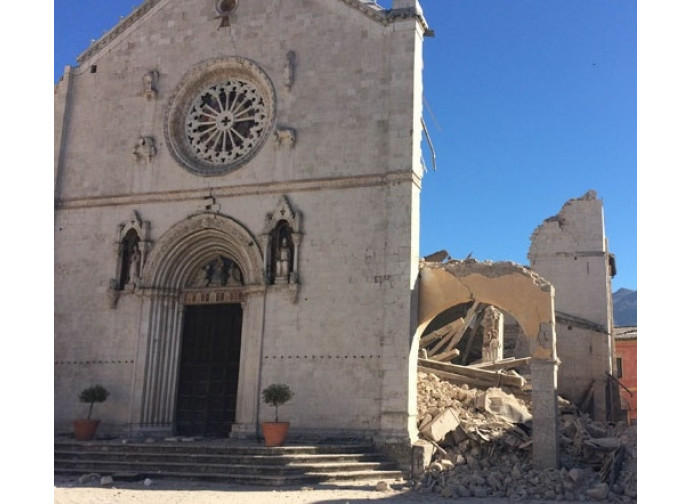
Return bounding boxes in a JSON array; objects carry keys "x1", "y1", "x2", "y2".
[
  {"x1": 261, "y1": 383, "x2": 294, "y2": 447},
  {"x1": 73, "y1": 384, "x2": 109, "y2": 441}
]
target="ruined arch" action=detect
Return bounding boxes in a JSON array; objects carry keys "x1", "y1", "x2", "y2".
[
  {"x1": 416, "y1": 259, "x2": 559, "y2": 469},
  {"x1": 133, "y1": 213, "x2": 266, "y2": 436}
]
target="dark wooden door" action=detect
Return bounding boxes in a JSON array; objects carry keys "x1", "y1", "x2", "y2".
[{"x1": 176, "y1": 303, "x2": 243, "y2": 437}]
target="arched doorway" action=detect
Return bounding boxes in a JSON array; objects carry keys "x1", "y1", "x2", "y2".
[
  {"x1": 176, "y1": 302, "x2": 243, "y2": 436},
  {"x1": 134, "y1": 213, "x2": 266, "y2": 438}
]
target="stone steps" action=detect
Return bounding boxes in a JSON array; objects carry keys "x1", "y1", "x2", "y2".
[{"x1": 54, "y1": 438, "x2": 405, "y2": 486}]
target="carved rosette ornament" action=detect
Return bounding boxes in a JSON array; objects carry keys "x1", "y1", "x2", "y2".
[{"x1": 165, "y1": 57, "x2": 276, "y2": 176}]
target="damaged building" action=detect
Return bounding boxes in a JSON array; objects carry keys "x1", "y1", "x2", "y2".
[
  {"x1": 414, "y1": 190, "x2": 622, "y2": 471},
  {"x1": 54, "y1": 0, "x2": 624, "y2": 477}
]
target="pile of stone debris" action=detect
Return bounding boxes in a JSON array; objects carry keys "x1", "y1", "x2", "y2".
[{"x1": 413, "y1": 371, "x2": 637, "y2": 502}]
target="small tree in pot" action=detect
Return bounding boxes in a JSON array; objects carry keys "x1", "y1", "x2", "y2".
[
  {"x1": 74, "y1": 384, "x2": 110, "y2": 441},
  {"x1": 261, "y1": 383, "x2": 294, "y2": 447}
]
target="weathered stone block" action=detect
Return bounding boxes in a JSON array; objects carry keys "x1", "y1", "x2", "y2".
[{"x1": 419, "y1": 408, "x2": 460, "y2": 442}]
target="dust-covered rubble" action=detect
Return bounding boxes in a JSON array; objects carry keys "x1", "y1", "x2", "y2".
[{"x1": 414, "y1": 371, "x2": 637, "y2": 502}]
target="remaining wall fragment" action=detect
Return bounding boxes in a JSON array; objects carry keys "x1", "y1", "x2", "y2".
[{"x1": 528, "y1": 190, "x2": 617, "y2": 422}]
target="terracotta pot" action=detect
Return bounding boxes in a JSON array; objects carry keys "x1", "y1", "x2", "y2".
[
  {"x1": 73, "y1": 419, "x2": 100, "y2": 441},
  {"x1": 261, "y1": 422, "x2": 290, "y2": 447}
]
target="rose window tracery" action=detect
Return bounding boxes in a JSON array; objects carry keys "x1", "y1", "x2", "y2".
[
  {"x1": 186, "y1": 79, "x2": 269, "y2": 165},
  {"x1": 165, "y1": 58, "x2": 276, "y2": 176}
]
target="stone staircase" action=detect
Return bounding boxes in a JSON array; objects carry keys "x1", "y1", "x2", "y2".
[{"x1": 54, "y1": 437, "x2": 406, "y2": 486}]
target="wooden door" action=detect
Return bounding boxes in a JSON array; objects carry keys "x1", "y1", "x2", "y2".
[{"x1": 175, "y1": 303, "x2": 243, "y2": 436}]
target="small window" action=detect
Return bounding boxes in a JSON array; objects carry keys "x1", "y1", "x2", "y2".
[
  {"x1": 90, "y1": 65, "x2": 97, "y2": 73},
  {"x1": 616, "y1": 357, "x2": 623, "y2": 378}
]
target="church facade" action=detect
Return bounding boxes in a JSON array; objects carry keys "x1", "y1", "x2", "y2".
[{"x1": 54, "y1": 0, "x2": 431, "y2": 451}]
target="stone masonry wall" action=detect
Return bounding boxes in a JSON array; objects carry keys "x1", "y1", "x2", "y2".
[{"x1": 54, "y1": 0, "x2": 426, "y2": 440}]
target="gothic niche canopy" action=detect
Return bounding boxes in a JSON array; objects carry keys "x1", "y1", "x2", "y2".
[
  {"x1": 108, "y1": 211, "x2": 151, "y2": 308},
  {"x1": 261, "y1": 196, "x2": 302, "y2": 300}
]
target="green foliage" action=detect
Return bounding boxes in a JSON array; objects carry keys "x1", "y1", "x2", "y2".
[
  {"x1": 78, "y1": 385, "x2": 109, "y2": 420},
  {"x1": 262, "y1": 383, "x2": 294, "y2": 422}
]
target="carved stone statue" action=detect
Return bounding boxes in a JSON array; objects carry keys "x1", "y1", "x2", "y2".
[
  {"x1": 481, "y1": 306, "x2": 504, "y2": 363},
  {"x1": 143, "y1": 71, "x2": 158, "y2": 100},
  {"x1": 128, "y1": 244, "x2": 142, "y2": 284},
  {"x1": 133, "y1": 136, "x2": 156, "y2": 162},
  {"x1": 227, "y1": 263, "x2": 243, "y2": 285},
  {"x1": 191, "y1": 265, "x2": 210, "y2": 287},
  {"x1": 276, "y1": 238, "x2": 290, "y2": 280},
  {"x1": 283, "y1": 50, "x2": 295, "y2": 90},
  {"x1": 273, "y1": 127, "x2": 296, "y2": 148},
  {"x1": 208, "y1": 257, "x2": 227, "y2": 286}
]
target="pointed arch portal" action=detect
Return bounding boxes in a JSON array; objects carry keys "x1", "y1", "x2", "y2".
[{"x1": 130, "y1": 213, "x2": 266, "y2": 437}]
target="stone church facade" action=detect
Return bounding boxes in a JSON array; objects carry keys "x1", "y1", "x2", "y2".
[{"x1": 54, "y1": 0, "x2": 431, "y2": 452}]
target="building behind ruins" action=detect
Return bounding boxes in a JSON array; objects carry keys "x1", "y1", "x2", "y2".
[{"x1": 614, "y1": 326, "x2": 637, "y2": 422}]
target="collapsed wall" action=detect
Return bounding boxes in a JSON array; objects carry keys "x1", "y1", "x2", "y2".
[
  {"x1": 413, "y1": 371, "x2": 637, "y2": 502},
  {"x1": 417, "y1": 259, "x2": 560, "y2": 469}
]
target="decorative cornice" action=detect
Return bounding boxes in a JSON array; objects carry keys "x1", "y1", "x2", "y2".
[{"x1": 55, "y1": 171, "x2": 418, "y2": 211}]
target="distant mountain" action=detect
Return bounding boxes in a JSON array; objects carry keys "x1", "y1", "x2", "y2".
[{"x1": 613, "y1": 288, "x2": 637, "y2": 327}]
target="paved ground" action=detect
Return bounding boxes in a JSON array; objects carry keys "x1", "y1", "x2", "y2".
[{"x1": 53, "y1": 475, "x2": 601, "y2": 504}]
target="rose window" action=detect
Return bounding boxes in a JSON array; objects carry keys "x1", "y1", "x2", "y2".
[
  {"x1": 165, "y1": 58, "x2": 276, "y2": 176},
  {"x1": 185, "y1": 80, "x2": 269, "y2": 165}
]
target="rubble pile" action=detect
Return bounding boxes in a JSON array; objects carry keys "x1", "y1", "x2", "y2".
[{"x1": 415, "y1": 371, "x2": 637, "y2": 502}]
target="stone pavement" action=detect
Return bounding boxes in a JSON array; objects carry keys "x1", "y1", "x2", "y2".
[{"x1": 53, "y1": 475, "x2": 612, "y2": 504}]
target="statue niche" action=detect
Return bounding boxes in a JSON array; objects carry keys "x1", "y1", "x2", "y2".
[
  {"x1": 108, "y1": 210, "x2": 151, "y2": 308},
  {"x1": 260, "y1": 195, "x2": 302, "y2": 301},
  {"x1": 270, "y1": 222, "x2": 294, "y2": 284},
  {"x1": 120, "y1": 230, "x2": 142, "y2": 288}
]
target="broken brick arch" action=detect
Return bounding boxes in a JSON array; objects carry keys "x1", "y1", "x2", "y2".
[{"x1": 416, "y1": 259, "x2": 560, "y2": 469}]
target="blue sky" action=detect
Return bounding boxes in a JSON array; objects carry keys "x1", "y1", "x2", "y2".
[{"x1": 54, "y1": 0, "x2": 637, "y2": 291}]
